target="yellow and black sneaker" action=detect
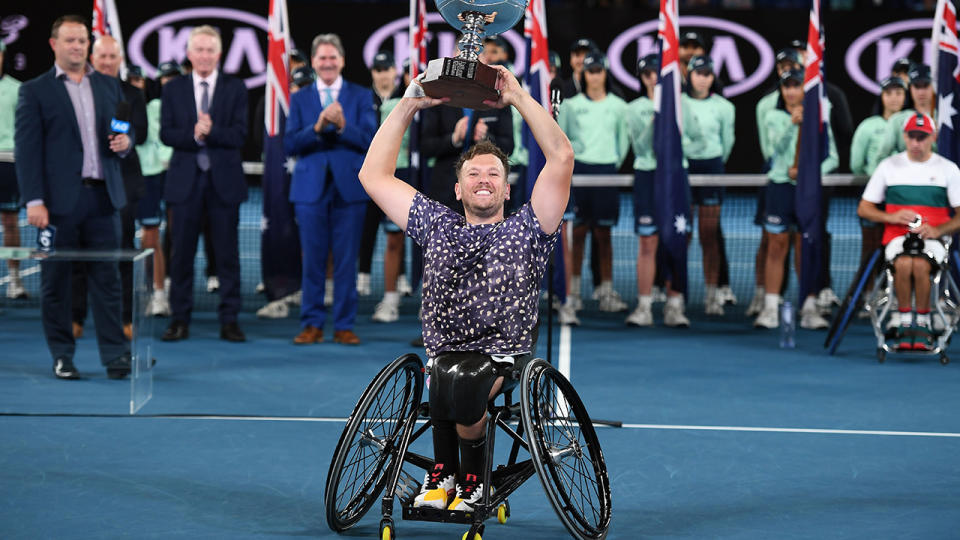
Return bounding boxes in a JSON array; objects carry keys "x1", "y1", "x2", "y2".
[
  {"x1": 448, "y1": 473, "x2": 487, "y2": 512},
  {"x1": 413, "y1": 463, "x2": 456, "y2": 509}
]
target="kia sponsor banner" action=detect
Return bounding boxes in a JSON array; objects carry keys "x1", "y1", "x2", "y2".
[{"x1": 0, "y1": 2, "x2": 942, "y2": 172}]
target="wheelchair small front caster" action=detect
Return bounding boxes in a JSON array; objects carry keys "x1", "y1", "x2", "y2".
[
  {"x1": 379, "y1": 518, "x2": 395, "y2": 540},
  {"x1": 497, "y1": 499, "x2": 510, "y2": 524},
  {"x1": 463, "y1": 523, "x2": 484, "y2": 540},
  {"x1": 876, "y1": 348, "x2": 886, "y2": 363},
  {"x1": 940, "y1": 352, "x2": 950, "y2": 365}
]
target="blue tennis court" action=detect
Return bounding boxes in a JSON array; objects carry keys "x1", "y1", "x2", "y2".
[{"x1": 2, "y1": 188, "x2": 959, "y2": 539}]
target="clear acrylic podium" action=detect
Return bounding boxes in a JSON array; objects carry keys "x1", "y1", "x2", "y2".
[{"x1": 0, "y1": 247, "x2": 155, "y2": 413}]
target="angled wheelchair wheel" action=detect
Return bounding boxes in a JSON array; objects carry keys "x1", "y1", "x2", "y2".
[
  {"x1": 325, "y1": 354, "x2": 424, "y2": 532},
  {"x1": 520, "y1": 359, "x2": 612, "y2": 540}
]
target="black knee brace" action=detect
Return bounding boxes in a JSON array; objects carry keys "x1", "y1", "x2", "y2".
[{"x1": 429, "y1": 352, "x2": 500, "y2": 426}]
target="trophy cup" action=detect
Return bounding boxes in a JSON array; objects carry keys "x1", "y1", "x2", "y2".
[{"x1": 420, "y1": 0, "x2": 528, "y2": 109}]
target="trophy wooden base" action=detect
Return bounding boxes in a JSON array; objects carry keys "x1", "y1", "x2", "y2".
[{"x1": 420, "y1": 57, "x2": 499, "y2": 109}]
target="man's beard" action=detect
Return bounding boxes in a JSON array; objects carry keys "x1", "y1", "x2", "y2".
[{"x1": 463, "y1": 198, "x2": 503, "y2": 220}]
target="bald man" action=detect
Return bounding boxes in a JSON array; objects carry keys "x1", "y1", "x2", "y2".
[{"x1": 72, "y1": 34, "x2": 148, "y2": 340}]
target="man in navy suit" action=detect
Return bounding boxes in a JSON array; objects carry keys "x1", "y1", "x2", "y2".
[
  {"x1": 15, "y1": 15, "x2": 131, "y2": 380},
  {"x1": 285, "y1": 34, "x2": 376, "y2": 345},
  {"x1": 160, "y1": 25, "x2": 248, "y2": 343}
]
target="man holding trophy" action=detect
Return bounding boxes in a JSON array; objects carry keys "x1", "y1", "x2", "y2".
[{"x1": 358, "y1": 0, "x2": 573, "y2": 512}]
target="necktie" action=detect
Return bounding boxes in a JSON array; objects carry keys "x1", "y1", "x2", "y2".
[
  {"x1": 462, "y1": 108, "x2": 475, "y2": 149},
  {"x1": 197, "y1": 81, "x2": 211, "y2": 171},
  {"x1": 323, "y1": 87, "x2": 334, "y2": 108}
]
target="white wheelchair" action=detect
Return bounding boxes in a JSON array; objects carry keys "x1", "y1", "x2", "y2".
[{"x1": 827, "y1": 234, "x2": 960, "y2": 364}]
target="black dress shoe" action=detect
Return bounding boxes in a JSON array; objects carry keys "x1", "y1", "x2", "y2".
[
  {"x1": 220, "y1": 322, "x2": 246, "y2": 342},
  {"x1": 106, "y1": 354, "x2": 132, "y2": 380},
  {"x1": 162, "y1": 320, "x2": 189, "y2": 341},
  {"x1": 53, "y1": 357, "x2": 81, "y2": 380}
]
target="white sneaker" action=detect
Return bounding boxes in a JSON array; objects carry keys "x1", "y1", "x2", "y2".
[
  {"x1": 598, "y1": 290, "x2": 628, "y2": 312},
  {"x1": 448, "y1": 474, "x2": 486, "y2": 512},
  {"x1": 754, "y1": 306, "x2": 779, "y2": 329},
  {"x1": 663, "y1": 296, "x2": 690, "y2": 327},
  {"x1": 558, "y1": 302, "x2": 581, "y2": 326},
  {"x1": 206, "y1": 275, "x2": 220, "y2": 293},
  {"x1": 397, "y1": 275, "x2": 414, "y2": 296},
  {"x1": 745, "y1": 286, "x2": 765, "y2": 317},
  {"x1": 356, "y1": 273, "x2": 372, "y2": 296},
  {"x1": 705, "y1": 297, "x2": 725, "y2": 316},
  {"x1": 372, "y1": 301, "x2": 399, "y2": 322},
  {"x1": 413, "y1": 464, "x2": 456, "y2": 510},
  {"x1": 147, "y1": 289, "x2": 171, "y2": 317},
  {"x1": 284, "y1": 289, "x2": 302, "y2": 306},
  {"x1": 625, "y1": 302, "x2": 653, "y2": 327},
  {"x1": 717, "y1": 285, "x2": 737, "y2": 305},
  {"x1": 5, "y1": 276, "x2": 27, "y2": 299},
  {"x1": 800, "y1": 297, "x2": 829, "y2": 330},
  {"x1": 567, "y1": 293, "x2": 583, "y2": 311},
  {"x1": 816, "y1": 288, "x2": 840, "y2": 316},
  {"x1": 256, "y1": 299, "x2": 289, "y2": 319},
  {"x1": 324, "y1": 278, "x2": 334, "y2": 307}
]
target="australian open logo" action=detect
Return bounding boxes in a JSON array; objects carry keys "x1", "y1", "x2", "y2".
[
  {"x1": 110, "y1": 119, "x2": 131, "y2": 134},
  {"x1": 607, "y1": 16, "x2": 774, "y2": 98},
  {"x1": 363, "y1": 14, "x2": 527, "y2": 76},
  {"x1": 127, "y1": 8, "x2": 271, "y2": 89},
  {"x1": 845, "y1": 19, "x2": 943, "y2": 95}
]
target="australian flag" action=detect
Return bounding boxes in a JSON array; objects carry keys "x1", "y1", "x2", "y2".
[
  {"x1": 523, "y1": 0, "x2": 566, "y2": 298},
  {"x1": 261, "y1": 0, "x2": 301, "y2": 301},
  {"x1": 796, "y1": 0, "x2": 829, "y2": 303},
  {"x1": 653, "y1": 0, "x2": 691, "y2": 297},
  {"x1": 934, "y1": 0, "x2": 960, "y2": 162}
]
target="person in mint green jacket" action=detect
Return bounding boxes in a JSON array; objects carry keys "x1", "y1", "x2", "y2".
[
  {"x1": 135, "y1": 61, "x2": 181, "y2": 316},
  {"x1": 556, "y1": 51, "x2": 629, "y2": 323},
  {"x1": 623, "y1": 54, "x2": 690, "y2": 328},
  {"x1": 754, "y1": 68, "x2": 838, "y2": 331},
  {"x1": 0, "y1": 40, "x2": 27, "y2": 300},
  {"x1": 877, "y1": 64, "x2": 936, "y2": 160},
  {"x1": 851, "y1": 76, "x2": 907, "y2": 280},
  {"x1": 746, "y1": 48, "x2": 805, "y2": 319},
  {"x1": 681, "y1": 55, "x2": 735, "y2": 316}
]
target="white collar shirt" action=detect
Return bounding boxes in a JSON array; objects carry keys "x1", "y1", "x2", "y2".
[
  {"x1": 316, "y1": 75, "x2": 343, "y2": 106},
  {"x1": 192, "y1": 70, "x2": 218, "y2": 116}
]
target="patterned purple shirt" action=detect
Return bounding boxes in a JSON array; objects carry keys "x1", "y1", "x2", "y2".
[{"x1": 406, "y1": 193, "x2": 559, "y2": 359}]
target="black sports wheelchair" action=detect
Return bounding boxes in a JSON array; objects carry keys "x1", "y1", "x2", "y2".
[{"x1": 324, "y1": 352, "x2": 612, "y2": 540}]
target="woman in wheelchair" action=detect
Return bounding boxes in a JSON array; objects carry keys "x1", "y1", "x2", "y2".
[
  {"x1": 857, "y1": 112, "x2": 960, "y2": 351},
  {"x1": 357, "y1": 64, "x2": 575, "y2": 515}
]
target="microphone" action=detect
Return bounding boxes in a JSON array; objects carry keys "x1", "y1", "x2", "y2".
[
  {"x1": 549, "y1": 78, "x2": 563, "y2": 120},
  {"x1": 110, "y1": 101, "x2": 132, "y2": 136}
]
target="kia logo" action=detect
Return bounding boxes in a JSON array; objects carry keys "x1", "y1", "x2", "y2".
[
  {"x1": 845, "y1": 19, "x2": 945, "y2": 94},
  {"x1": 363, "y1": 13, "x2": 527, "y2": 76},
  {"x1": 128, "y1": 7, "x2": 270, "y2": 89},
  {"x1": 608, "y1": 16, "x2": 774, "y2": 97}
]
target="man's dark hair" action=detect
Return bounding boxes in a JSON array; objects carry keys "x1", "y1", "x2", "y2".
[
  {"x1": 51, "y1": 15, "x2": 90, "y2": 39},
  {"x1": 455, "y1": 140, "x2": 511, "y2": 181}
]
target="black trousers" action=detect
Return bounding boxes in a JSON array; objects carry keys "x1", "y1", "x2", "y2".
[
  {"x1": 44, "y1": 185, "x2": 126, "y2": 363},
  {"x1": 167, "y1": 169, "x2": 241, "y2": 325}
]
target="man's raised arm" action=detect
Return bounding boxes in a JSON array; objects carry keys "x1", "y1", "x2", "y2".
[
  {"x1": 358, "y1": 89, "x2": 445, "y2": 231},
  {"x1": 483, "y1": 64, "x2": 574, "y2": 234}
]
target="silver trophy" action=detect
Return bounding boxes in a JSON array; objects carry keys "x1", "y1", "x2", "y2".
[{"x1": 420, "y1": 0, "x2": 528, "y2": 108}]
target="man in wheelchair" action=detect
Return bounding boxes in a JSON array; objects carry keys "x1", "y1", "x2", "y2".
[
  {"x1": 358, "y1": 65, "x2": 574, "y2": 513},
  {"x1": 857, "y1": 112, "x2": 960, "y2": 350}
]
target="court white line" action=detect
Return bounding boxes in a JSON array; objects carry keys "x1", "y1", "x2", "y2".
[{"x1": 132, "y1": 415, "x2": 960, "y2": 438}]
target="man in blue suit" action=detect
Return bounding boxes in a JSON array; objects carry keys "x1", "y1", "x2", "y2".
[
  {"x1": 15, "y1": 15, "x2": 131, "y2": 380},
  {"x1": 160, "y1": 25, "x2": 248, "y2": 343},
  {"x1": 286, "y1": 34, "x2": 377, "y2": 345}
]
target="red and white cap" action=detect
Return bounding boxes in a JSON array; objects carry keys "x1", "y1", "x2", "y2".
[{"x1": 903, "y1": 112, "x2": 935, "y2": 134}]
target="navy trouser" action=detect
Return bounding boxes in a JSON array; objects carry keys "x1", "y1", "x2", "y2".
[
  {"x1": 43, "y1": 184, "x2": 126, "y2": 364},
  {"x1": 167, "y1": 169, "x2": 241, "y2": 325}
]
